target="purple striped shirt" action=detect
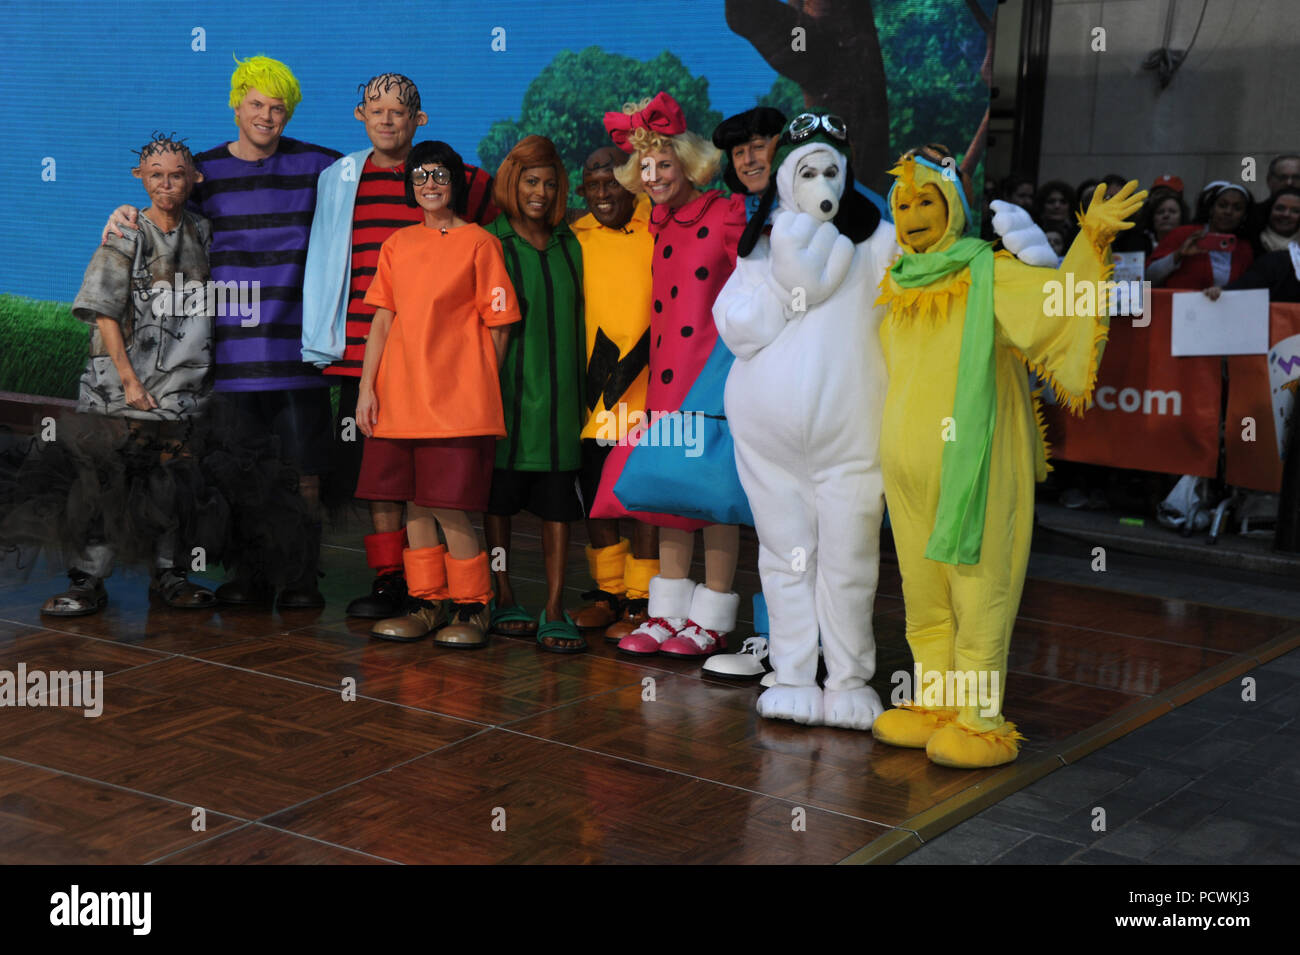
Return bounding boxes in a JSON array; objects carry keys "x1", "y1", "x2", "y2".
[{"x1": 189, "y1": 137, "x2": 342, "y2": 391}]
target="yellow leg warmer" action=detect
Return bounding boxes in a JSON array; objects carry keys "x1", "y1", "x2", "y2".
[
  {"x1": 586, "y1": 538, "x2": 630, "y2": 594},
  {"x1": 622, "y1": 554, "x2": 660, "y2": 601}
]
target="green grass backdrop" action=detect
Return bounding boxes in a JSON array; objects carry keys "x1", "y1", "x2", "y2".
[{"x1": 0, "y1": 294, "x2": 85, "y2": 399}]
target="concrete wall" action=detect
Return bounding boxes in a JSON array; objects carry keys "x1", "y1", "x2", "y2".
[
  {"x1": 1037, "y1": 0, "x2": 1300, "y2": 199},
  {"x1": 984, "y1": 0, "x2": 1024, "y2": 184}
]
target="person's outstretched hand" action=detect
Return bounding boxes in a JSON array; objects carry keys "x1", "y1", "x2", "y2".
[{"x1": 1079, "y1": 180, "x2": 1146, "y2": 246}]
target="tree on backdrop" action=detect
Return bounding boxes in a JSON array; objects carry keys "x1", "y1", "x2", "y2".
[
  {"x1": 478, "y1": 47, "x2": 724, "y2": 207},
  {"x1": 726, "y1": 0, "x2": 993, "y2": 193}
]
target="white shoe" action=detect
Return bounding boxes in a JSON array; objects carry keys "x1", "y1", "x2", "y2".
[
  {"x1": 761, "y1": 670, "x2": 777, "y2": 688},
  {"x1": 702, "y1": 636, "x2": 769, "y2": 678}
]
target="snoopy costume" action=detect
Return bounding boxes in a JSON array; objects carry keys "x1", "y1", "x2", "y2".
[{"x1": 713, "y1": 113, "x2": 896, "y2": 730}]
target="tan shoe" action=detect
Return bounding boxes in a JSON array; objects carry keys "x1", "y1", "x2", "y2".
[
  {"x1": 435, "y1": 601, "x2": 491, "y2": 649},
  {"x1": 572, "y1": 589, "x2": 622, "y2": 629},
  {"x1": 371, "y1": 599, "x2": 448, "y2": 642},
  {"x1": 603, "y1": 597, "x2": 648, "y2": 643}
]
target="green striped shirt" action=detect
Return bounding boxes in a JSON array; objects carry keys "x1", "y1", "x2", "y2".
[{"x1": 486, "y1": 215, "x2": 586, "y2": 471}]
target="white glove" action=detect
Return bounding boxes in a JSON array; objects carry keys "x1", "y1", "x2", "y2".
[
  {"x1": 990, "y1": 199, "x2": 1058, "y2": 267},
  {"x1": 769, "y1": 210, "x2": 855, "y2": 308}
]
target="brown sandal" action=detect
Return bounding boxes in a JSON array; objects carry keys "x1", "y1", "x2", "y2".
[
  {"x1": 151, "y1": 569, "x2": 216, "y2": 609},
  {"x1": 41, "y1": 571, "x2": 108, "y2": 617}
]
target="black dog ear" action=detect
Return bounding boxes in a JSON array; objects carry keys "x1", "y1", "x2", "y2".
[
  {"x1": 738, "y1": 180, "x2": 778, "y2": 258},
  {"x1": 832, "y1": 163, "x2": 880, "y2": 244}
]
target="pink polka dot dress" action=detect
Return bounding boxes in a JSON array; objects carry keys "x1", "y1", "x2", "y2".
[
  {"x1": 645, "y1": 189, "x2": 746, "y2": 415},
  {"x1": 593, "y1": 188, "x2": 747, "y2": 530}
]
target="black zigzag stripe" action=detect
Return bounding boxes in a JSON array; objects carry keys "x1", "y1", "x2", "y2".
[{"x1": 586, "y1": 328, "x2": 649, "y2": 414}]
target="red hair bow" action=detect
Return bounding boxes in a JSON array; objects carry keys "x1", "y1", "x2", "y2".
[{"x1": 603, "y1": 92, "x2": 686, "y2": 153}]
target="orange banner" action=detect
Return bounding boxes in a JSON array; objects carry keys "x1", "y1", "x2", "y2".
[
  {"x1": 1043, "y1": 289, "x2": 1221, "y2": 477},
  {"x1": 1224, "y1": 303, "x2": 1300, "y2": 492}
]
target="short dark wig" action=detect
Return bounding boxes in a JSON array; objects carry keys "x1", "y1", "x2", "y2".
[
  {"x1": 404, "y1": 140, "x2": 468, "y2": 216},
  {"x1": 712, "y1": 107, "x2": 787, "y2": 195}
]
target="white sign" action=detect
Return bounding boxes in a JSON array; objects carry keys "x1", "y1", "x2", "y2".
[
  {"x1": 1111, "y1": 251, "x2": 1145, "y2": 285},
  {"x1": 1170, "y1": 289, "x2": 1270, "y2": 357}
]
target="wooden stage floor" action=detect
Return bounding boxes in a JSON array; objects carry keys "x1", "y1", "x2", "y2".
[{"x1": 0, "y1": 518, "x2": 1296, "y2": 865}]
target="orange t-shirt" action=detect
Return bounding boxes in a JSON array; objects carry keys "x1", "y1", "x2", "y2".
[{"x1": 365, "y1": 223, "x2": 521, "y2": 438}]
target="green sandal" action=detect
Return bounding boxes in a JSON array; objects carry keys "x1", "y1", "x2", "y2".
[
  {"x1": 536, "y1": 611, "x2": 587, "y2": 654},
  {"x1": 490, "y1": 601, "x2": 537, "y2": 636}
]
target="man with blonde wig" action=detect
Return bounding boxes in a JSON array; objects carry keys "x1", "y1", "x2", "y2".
[{"x1": 103, "y1": 55, "x2": 342, "y2": 608}]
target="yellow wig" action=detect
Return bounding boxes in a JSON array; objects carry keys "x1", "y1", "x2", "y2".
[{"x1": 229, "y1": 54, "x2": 302, "y2": 121}]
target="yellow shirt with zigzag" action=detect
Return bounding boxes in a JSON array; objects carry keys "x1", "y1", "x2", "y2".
[{"x1": 573, "y1": 196, "x2": 655, "y2": 442}]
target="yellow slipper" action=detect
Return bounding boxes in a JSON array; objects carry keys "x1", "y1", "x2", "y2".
[
  {"x1": 925, "y1": 721, "x2": 1025, "y2": 769},
  {"x1": 871, "y1": 704, "x2": 958, "y2": 748}
]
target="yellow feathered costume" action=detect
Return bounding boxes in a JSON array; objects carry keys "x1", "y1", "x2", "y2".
[{"x1": 871, "y1": 147, "x2": 1144, "y2": 768}]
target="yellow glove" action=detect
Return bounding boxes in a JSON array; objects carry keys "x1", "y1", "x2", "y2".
[{"x1": 1077, "y1": 179, "x2": 1147, "y2": 247}]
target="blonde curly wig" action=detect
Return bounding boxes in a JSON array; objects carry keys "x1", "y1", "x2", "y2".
[{"x1": 612, "y1": 97, "x2": 721, "y2": 195}]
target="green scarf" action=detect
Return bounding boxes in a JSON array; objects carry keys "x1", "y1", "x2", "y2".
[{"x1": 888, "y1": 236, "x2": 996, "y2": 565}]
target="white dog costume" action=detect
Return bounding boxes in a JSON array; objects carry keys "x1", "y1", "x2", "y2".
[
  {"x1": 714, "y1": 133, "x2": 895, "y2": 730},
  {"x1": 714, "y1": 119, "x2": 1050, "y2": 730}
]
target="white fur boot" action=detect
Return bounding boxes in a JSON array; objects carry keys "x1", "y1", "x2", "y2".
[{"x1": 661, "y1": 584, "x2": 740, "y2": 658}]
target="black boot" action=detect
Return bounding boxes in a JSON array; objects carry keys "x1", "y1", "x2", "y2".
[
  {"x1": 215, "y1": 568, "x2": 275, "y2": 606},
  {"x1": 278, "y1": 523, "x2": 325, "y2": 609},
  {"x1": 346, "y1": 571, "x2": 408, "y2": 619}
]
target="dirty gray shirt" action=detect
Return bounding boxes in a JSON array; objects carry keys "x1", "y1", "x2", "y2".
[{"x1": 72, "y1": 211, "x2": 213, "y2": 419}]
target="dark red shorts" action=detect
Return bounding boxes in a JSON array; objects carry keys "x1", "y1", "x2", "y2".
[{"x1": 355, "y1": 435, "x2": 496, "y2": 510}]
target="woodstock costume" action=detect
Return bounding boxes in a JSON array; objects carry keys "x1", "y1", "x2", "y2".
[{"x1": 870, "y1": 148, "x2": 1144, "y2": 767}]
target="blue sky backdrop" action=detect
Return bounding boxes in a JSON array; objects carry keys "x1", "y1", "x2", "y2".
[{"x1": 1, "y1": 0, "x2": 986, "y2": 301}]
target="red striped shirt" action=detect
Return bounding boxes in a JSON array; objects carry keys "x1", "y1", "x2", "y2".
[{"x1": 325, "y1": 156, "x2": 501, "y2": 376}]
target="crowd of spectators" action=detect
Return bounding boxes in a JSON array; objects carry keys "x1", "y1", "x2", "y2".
[
  {"x1": 985, "y1": 155, "x2": 1300, "y2": 294},
  {"x1": 981, "y1": 155, "x2": 1300, "y2": 527}
]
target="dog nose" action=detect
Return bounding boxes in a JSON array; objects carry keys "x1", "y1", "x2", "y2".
[{"x1": 820, "y1": 199, "x2": 833, "y2": 213}]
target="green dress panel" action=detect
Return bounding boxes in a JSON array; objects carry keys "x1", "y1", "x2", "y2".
[{"x1": 485, "y1": 215, "x2": 585, "y2": 471}]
